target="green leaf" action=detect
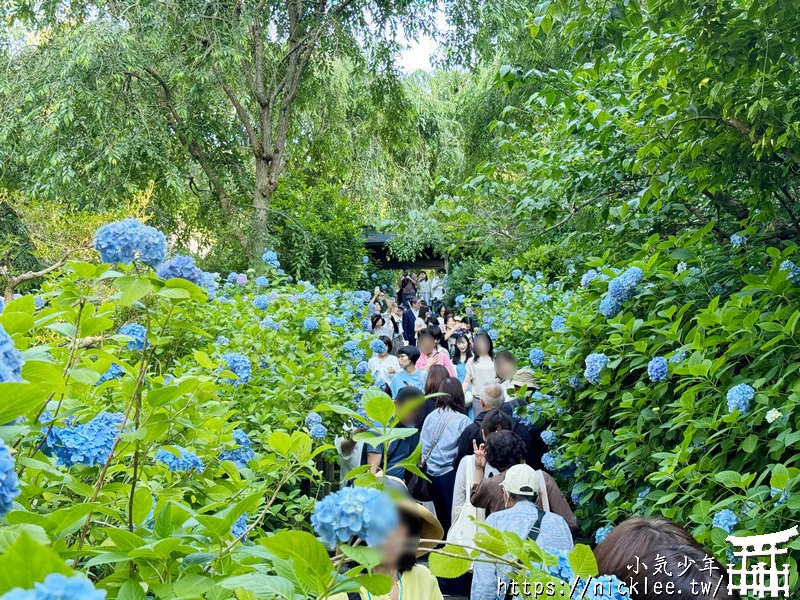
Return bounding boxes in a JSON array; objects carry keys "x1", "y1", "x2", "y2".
[
  {"x1": 568, "y1": 544, "x2": 598, "y2": 578},
  {"x1": 259, "y1": 531, "x2": 334, "y2": 594},
  {"x1": 219, "y1": 575, "x2": 294, "y2": 599},
  {"x1": 0, "y1": 524, "x2": 49, "y2": 553},
  {"x1": 428, "y1": 544, "x2": 471, "y2": 578},
  {"x1": 0, "y1": 533, "x2": 73, "y2": 594},
  {"x1": 116, "y1": 276, "x2": 153, "y2": 306},
  {"x1": 339, "y1": 544, "x2": 383, "y2": 569},
  {"x1": 770, "y1": 464, "x2": 789, "y2": 490},
  {"x1": 118, "y1": 580, "x2": 147, "y2": 600},
  {"x1": 363, "y1": 388, "x2": 395, "y2": 426},
  {"x1": 268, "y1": 431, "x2": 292, "y2": 456},
  {"x1": 0, "y1": 383, "x2": 49, "y2": 425}
]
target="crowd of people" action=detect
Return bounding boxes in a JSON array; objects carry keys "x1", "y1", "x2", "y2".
[{"x1": 334, "y1": 271, "x2": 738, "y2": 600}]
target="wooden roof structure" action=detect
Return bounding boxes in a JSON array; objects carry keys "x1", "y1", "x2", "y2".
[{"x1": 363, "y1": 229, "x2": 446, "y2": 270}]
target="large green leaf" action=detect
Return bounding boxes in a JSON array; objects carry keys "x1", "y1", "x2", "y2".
[
  {"x1": 219, "y1": 574, "x2": 294, "y2": 599},
  {"x1": 0, "y1": 533, "x2": 72, "y2": 594},
  {"x1": 260, "y1": 531, "x2": 334, "y2": 594}
]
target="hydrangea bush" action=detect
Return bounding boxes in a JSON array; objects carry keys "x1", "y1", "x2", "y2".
[{"x1": 459, "y1": 228, "x2": 800, "y2": 569}]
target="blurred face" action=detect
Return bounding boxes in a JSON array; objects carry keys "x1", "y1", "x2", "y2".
[
  {"x1": 496, "y1": 358, "x2": 516, "y2": 380},
  {"x1": 457, "y1": 338, "x2": 469, "y2": 353},
  {"x1": 393, "y1": 304, "x2": 403, "y2": 316},
  {"x1": 474, "y1": 337, "x2": 489, "y2": 356},
  {"x1": 461, "y1": 319, "x2": 471, "y2": 330},
  {"x1": 439, "y1": 306, "x2": 446, "y2": 317},
  {"x1": 418, "y1": 336, "x2": 435, "y2": 355},
  {"x1": 379, "y1": 519, "x2": 411, "y2": 568},
  {"x1": 412, "y1": 299, "x2": 422, "y2": 310},
  {"x1": 375, "y1": 316, "x2": 385, "y2": 328},
  {"x1": 398, "y1": 353, "x2": 411, "y2": 369},
  {"x1": 373, "y1": 302, "x2": 381, "y2": 312}
]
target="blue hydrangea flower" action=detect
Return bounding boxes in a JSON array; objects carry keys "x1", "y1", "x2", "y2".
[
  {"x1": 220, "y1": 445, "x2": 255, "y2": 468},
  {"x1": 355, "y1": 361, "x2": 369, "y2": 375},
  {"x1": 43, "y1": 412, "x2": 125, "y2": 467},
  {"x1": 512, "y1": 268, "x2": 522, "y2": 279},
  {"x1": 570, "y1": 488, "x2": 583, "y2": 505},
  {"x1": 220, "y1": 353, "x2": 251, "y2": 386},
  {"x1": 481, "y1": 283, "x2": 492, "y2": 294},
  {"x1": 780, "y1": 260, "x2": 800, "y2": 283},
  {"x1": 255, "y1": 276, "x2": 269, "y2": 287},
  {"x1": 726, "y1": 383, "x2": 754, "y2": 414},
  {"x1": 487, "y1": 328, "x2": 499, "y2": 340},
  {"x1": 303, "y1": 317, "x2": 319, "y2": 331},
  {"x1": 232, "y1": 429, "x2": 251, "y2": 446},
  {"x1": 712, "y1": 509, "x2": 739, "y2": 533},
  {"x1": 252, "y1": 295, "x2": 270, "y2": 310},
  {"x1": 0, "y1": 440, "x2": 21, "y2": 516},
  {"x1": 371, "y1": 273, "x2": 377, "y2": 279},
  {"x1": 200, "y1": 271, "x2": 219, "y2": 298},
  {"x1": 3, "y1": 573, "x2": 107, "y2": 599},
  {"x1": 455, "y1": 294, "x2": 465, "y2": 306},
  {"x1": 215, "y1": 335, "x2": 230, "y2": 347},
  {"x1": 261, "y1": 316, "x2": 281, "y2": 331},
  {"x1": 637, "y1": 487, "x2": 651, "y2": 502},
  {"x1": 96, "y1": 362, "x2": 124, "y2": 385},
  {"x1": 236, "y1": 273, "x2": 247, "y2": 285},
  {"x1": 231, "y1": 514, "x2": 248, "y2": 539},
  {"x1": 669, "y1": 351, "x2": 686, "y2": 364},
  {"x1": 580, "y1": 269, "x2": 598, "y2": 287},
  {"x1": 541, "y1": 452, "x2": 557, "y2": 471},
  {"x1": 528, "y1": 348, "x2": 544, "y2": 368},
  {"x1": 311, "y1": 487, "x2": 399, "y2": 549},
  {"x1": 226, "y1": 272, "x2": 238, "y2": 284},
  {"x1": 156, "y1": 255, "x2": 204, "y2": 285},
  {"x1": 730, "y1": 234, "x2": 747, "y2": 247},
  {"x1": 0, "y1": 325, "x2": 24, "y2": 383},
  {"x1": 362, "y1": 256, "x2": 369, "y2": 264},
  {"x1": 550, "y1": 316, "x2": 566, "y2": 332},
  {"x1": 306, "y1": 412, "x2": 322, "y2": 428},
  {"x1": 770, "y1": 488, "x2": 789, "y2": 507},
  {"x1": 540, "y1": 430, "x2": 557, "y2": 446},
  {"x1": 370, "y1": 339, "x2": 387, "y2": 354},
  {"x1": 583, "y1": 574, "x2": 629, "y2": 600},
  {"x1": 118, "y1": 323, "x2": 147, "y2": 351},
  {"x1": 155, "y1": 446, "x2": 204, "y2": 472},
  {"x1": 599, "y1": 294, "x2": 623, "y2": 318},
  {"x1": 536, "y1": 548, "x2": 574, "y2": 582},
  {"x1": 262, "y1": 250, "x2": 280, "y2": 269},
  {"x1": 504, "y1": 290, "x2": 515, "y2": 301},
  {"x1": 538, "y1": 294, "x2": 550, "y2": 303},
  {"x1": 33, "y1": 296, "x2": 45, "y2": 310},
  {"x1": 94, "y1": 219, "x2": 166, "y2": 266},
  {"x1": 309, "y1": 423, "x2": 328, "y2": 440},
  {"x1": 647, "y1": 356, "x2": 668, "y2": 382},
  {"x1": 568, "y1": 375, "x2": 583, "y2": 389},
  {"x1": 584, "y1": 353, "x2": 608, "y2": 385},
  {"x1": 595, "y1": 524, "x2": 613, "y2": 544}
]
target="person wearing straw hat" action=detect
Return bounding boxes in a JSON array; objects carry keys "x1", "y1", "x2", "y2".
[
  {"x1": 471, "y1": 464, "x2": 574, "y2": 600},
  {"x1": 330, "y1": 476, "x2": 445, "y2": 600}
]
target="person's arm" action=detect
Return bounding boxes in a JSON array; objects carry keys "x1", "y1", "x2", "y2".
[
  {"x1": 451, "y1": 458, "x2": 468, "y2": 524},
  {"x1": 462, "y1": 358, "x2": 474, "y2": 393},
  {"x1": 452, "y1": 427, "x2": 475, "y2": 470},
  {"x1": 366, "y1": 450, "x2": 382, "y2": 474}
]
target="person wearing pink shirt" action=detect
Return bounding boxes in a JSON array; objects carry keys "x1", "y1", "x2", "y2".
[{"x1": 416, "y1": 330, "x2": 456, "y2": 377}]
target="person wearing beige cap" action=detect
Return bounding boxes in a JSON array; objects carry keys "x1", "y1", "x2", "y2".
[
  {"x1": 471, "y1": 463, "x2": 574, "y2": 600},
  {"x1": 330, "y1": 476, "x2": 445, "y2": 600}
]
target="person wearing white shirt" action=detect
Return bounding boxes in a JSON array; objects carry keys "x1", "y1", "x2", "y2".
[{"x1": 368, "y1": 336, "x2": 401, "y2": 388}]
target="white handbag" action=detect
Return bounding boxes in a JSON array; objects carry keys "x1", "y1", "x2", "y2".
[{"x1": 447, "y1": 455, "x2": 485, "y2": 552}]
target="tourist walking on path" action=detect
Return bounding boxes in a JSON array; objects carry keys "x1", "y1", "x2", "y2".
[
  {"x1": 389, "y1": 346, "x2": 425, "y2": 398},
  {"x1": 431, "y1": 269, "x2": 446, "y2": 312},
  {"x1": 398, "y1": 271, "x2": 418, "y2": 308},
  {"x1": 368, "y1": 335, "x2": 400, "y2": 389},
  {"x1": 417, "y1": 271, "x2": 432, "y2": 304},
  {"x1": 416, "y1": 330, "x2": 456, "y2": 377},
  {"x1": 462, "y1": 332, "x2": 497, "y2": 416},
  {"x1": 402, "y1": 297, "x2": 423, "y2": 346},
  {"x1": 419, "y1": 377, "x2": 471, "y2": 535},
  {"x1": 470, "y1": 464, "x2": 574, "y2": 600}
]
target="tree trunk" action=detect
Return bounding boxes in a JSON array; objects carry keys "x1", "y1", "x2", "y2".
[{"x1": 250, "y1": 157, "x2": 273, "y2": 261}]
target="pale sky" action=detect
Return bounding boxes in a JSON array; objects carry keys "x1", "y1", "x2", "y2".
[{"x1": 398, "y1": 33, "x2": 438, "y2": 73}]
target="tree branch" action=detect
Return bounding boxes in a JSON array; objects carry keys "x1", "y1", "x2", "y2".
[
  {"x1": 141, "y1": 66, "x2": 250, "y2": 250},
  {"x1": 4, "y1": 247, "x2": 86, "y2": 301},
  {"x1": 216, "y1": 70, "x2": 261, "y2": 156}
]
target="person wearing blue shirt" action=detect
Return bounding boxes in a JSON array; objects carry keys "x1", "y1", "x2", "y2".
[
  {"x1": 390, "y1": 345, "x2": 425, "y2": 398},
  {"x1": 366, "y1": 386, "x2": 424, "y2": 478},
  {"x1": 419, "y1": 377, "x2": 472, "y2": 534}
]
